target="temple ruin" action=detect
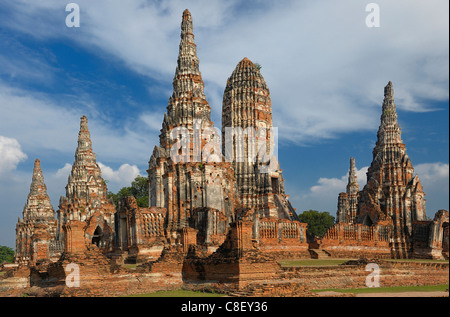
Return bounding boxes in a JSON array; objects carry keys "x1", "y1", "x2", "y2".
[
  {"x1": 1, "y1": 9, "x2": 447, "y2": 297},
  {"x1": 325, "y1": 81, "x2": 449, "y2": 260}
]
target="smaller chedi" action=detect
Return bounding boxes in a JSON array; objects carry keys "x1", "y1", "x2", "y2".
[
  {"x1": 327, "y1": 81, "x2": 449, "y2": 259},
  {"x1": 336, "y1": 157, "x2": 359, "y2": 224},
  {"x1": 57, "y1": 115, "x2": 116, "y2": 254},
  {"x1": 15, "y1": 159, "x2": 62, "y2": 265}
]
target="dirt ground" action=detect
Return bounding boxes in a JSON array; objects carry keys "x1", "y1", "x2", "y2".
[{"x1": 317, "y1": 291, "x2": 449, "y2": 297}]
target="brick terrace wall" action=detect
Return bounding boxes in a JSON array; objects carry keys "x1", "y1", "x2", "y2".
[
  {"x1": 280, "y1": 261, "x2": 449, "y2": 290},
  {"x1": 320, "y1": 223, "x2": 392, "y2": 258},
  {"x1": 258, "y1": 219, "x2": 310, "y2": 259}
]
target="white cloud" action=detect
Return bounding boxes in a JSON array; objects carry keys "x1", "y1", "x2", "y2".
[
  {"x1": 414, "y1": 162, "x2": 449, "y2": 213},
  {"x1": 297, "y1": 165, "x2": 369, "y2": 214},
  {"x1": 0, "y1": 0, "x2": 447, "y2": 145},
  {"x1": 55, "y1": 163, "x2": 72, "y2": 179},
  {"x1": 294, "y1": 162, "x2": 449, "y2": 217},
  {"x1": 0, "y1": 136, "x2": 28, "y2": 174},
  {"x1": 140, "y1": 112, "x2": 164, "y2": 131},
  {"x1": 0, "y1": 82, "x2": 158, "y2": 166},
  {"x1": 415, "y1": 162, "x2": 449, "y2": 184},
  {"x1": 52, "y1": 161, "x2": 142, "y2": 193},
  {"x1": 98, "y1": 162, "x2": 141, "y2": 192}
]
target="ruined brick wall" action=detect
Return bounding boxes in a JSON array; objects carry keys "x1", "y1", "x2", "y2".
[
  {"x1": 280, "y1": 261, "x2": 449, "y2": 290},
  {"x1": 116, "y1": 196, "x2": 166, "y2": 262},
  {"x1": 413, "y1": 210, "x2": 449, "y2": 259},
  {"x1": 320, "y1": 223, "x2": 392, "y2": 258},
  {"x1": 257, "y1": 219, "x2": 309, "y2": 258},
  {"x1": 182, "y1": 218, "x2": 282, "y2": 289}
]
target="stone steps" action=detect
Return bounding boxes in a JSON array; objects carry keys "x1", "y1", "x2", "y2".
[{"x1": 309, "y1": 249, "x2": 331, "y2": 259}]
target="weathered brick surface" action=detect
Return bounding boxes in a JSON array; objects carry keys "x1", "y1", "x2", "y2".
[
  {"x1": 331, "y1": 83, "x2": 448, "y2": 260},
  {"x1": 280, "y1": 260, "x2": 449, "y2": 290},
  {"x1": 15, "y1": 159, "x2": 60, "y2": 265}
]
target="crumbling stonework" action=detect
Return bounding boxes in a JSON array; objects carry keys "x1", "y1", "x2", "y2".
[
  {"x1": 320, "y1": 223, "x2": 392, "y2": 258},
  {"x1": 15, "y1": 159, "x2": 61, "y2": 265},
  {"x1": 327, "y1": 82, "x2": 447, "y2": 259},
  {"x1": 57, "y1": 115, "x2": 116, "y2": 254},
  {"x1": 144, "y1": 10, "x2": 239, "y2": 251},
  {"x1": 182, "y1": 211, "x2": 283, "y2": 290},
  {"x1": 357, "y1": 82, "x2": 427, "y2": 257},
  {"x1": 114, "y1": 196, "x2": 166, "y2": 263},
  {"x1": 221, "y1": 57, "x2": 299, "y2": 222},
  {"x1": 6, "y1": 9, "x2": 448, "y2": 298},
  {"x1": 412, "y1": 209, "x2": 449, "y2": 259}
]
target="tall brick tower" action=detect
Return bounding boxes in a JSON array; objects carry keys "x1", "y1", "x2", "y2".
[
  {"x1": 158, "y1": 9, "x2": 215, "y2": 159},
  {"x1": 57, "y1": 115, "x2": 116, "y2": 253},
  {"x1": 357, "y1": 81, "x2": 427, "y2": 258},
  {"x1": 221, "y1": 57, "x2": 298, "y2": 220},
  {"x1": 15, "y1": 159, "x2": 60, "y2": 264},
  {"x1": 147, "y1": 9, "x2": 238, "y2": 244}
]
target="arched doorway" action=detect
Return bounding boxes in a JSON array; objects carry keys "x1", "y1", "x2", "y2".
[{"x1": 92, "y1": 226, "x2": 102, "y2": 247}]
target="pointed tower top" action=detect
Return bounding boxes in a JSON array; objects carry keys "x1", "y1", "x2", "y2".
[
  {"x1": 239, "y1": 57, "x2": 252, "y2": 64},
  {"x1": 375, "y1": 81, "x2": 403, "y2": 149},
  {"x1": 225, "y1": 57, "x2": 269, "y2": 95},
  {"x1": 63, "y1": 114, "x2": 109, "y2": 203},
  {"x1": 75, "y1": 115, "x2": 94, "y2": 158},
  {"x1": 382, "y1": 81, "x2": 396, "y2": 113},
  {"x1": 80, "y1": 115, "x2": 89, "y2": 131},
  {"x1": 158, "y1": 9, "x2": 213, "y2": 149},
  {"x1": 22, "y1": 158, "x2": 55, "y2": 221},
  {"x1": 29, "y1": 158, "x2": 45, "y2": 196},
  {"x1": 384, "y1": 81, "x2": 393, "y2": 97},
  {"x1": 183, "y1": 9, "x2": 191, "y2": 18}
]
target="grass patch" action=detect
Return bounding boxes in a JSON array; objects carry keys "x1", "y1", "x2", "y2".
[
  {"x1": 126, "y1": 289, "x2": 226, "y2": 297},
  {"x1": 313, "y1": 284, "x2": 449, "y2": 294},
  {"x1": 279, "y1": 259, "x2": 356, "y2": 267},
  {"x1": 124, "y1": 264, "x2": 138, "y2": 270}
]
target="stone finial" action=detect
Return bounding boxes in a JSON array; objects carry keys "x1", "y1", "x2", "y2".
[
  {"x1": 384, "y1": 81, "x2": 393, "y2": 98},
  {"x1": 75, "y1": 115, "x2": 93, "y2": 155},
  {"x1": 181, "y1": 9, "x2": 194, "y2": 36},
  {"x1": 29, "y1": 159, "x2": 47, "y2": 197},
  {"x1": 80, "y1": 115, "x2": 89, "y2": 132},
  {"x1": 183, "y1": 9, "x2": 191, "y2": 19},
  {"x1": 382, "y1": 81, "x2": 396, "y2": 115},
  {"x1": 239, "y1": 57, "x2": 253, "y2": 65}
]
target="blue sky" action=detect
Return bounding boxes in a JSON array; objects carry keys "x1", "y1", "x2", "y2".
[{"x1": 0, "y1": 0, "x2": 448, "y2": 248}]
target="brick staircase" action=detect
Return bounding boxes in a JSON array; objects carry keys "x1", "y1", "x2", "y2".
[{"x1": 309, "y1": 248, "x2": 331, "y2": 259}]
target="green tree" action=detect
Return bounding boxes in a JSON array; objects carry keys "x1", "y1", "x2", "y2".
[
  {"x1": 108, "y1": 175, "x2": 149, "y2": 208},
  {"x1": 298, "y1": 210, "x2": 335, "y2": 238},
  {"x1": 0, "y1": 246, "x2": 14, "y2": 263}
]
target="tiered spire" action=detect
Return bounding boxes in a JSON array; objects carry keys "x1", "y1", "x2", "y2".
[
  {"x1": 374, "y1": 81, "x2": 403, "y2": 150},
  {"x1": 22, "y1": 159, "x2": 55, "y2": 221},
  {"x1": 160, "y1": 9, "x2": 213, "y2": 153},
  {"x1": 357, "y1": 81, "x2": 427, "y2": 257},
  {"x1": 64, "y1": 115, "x2": 108, "y2": 202}
]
